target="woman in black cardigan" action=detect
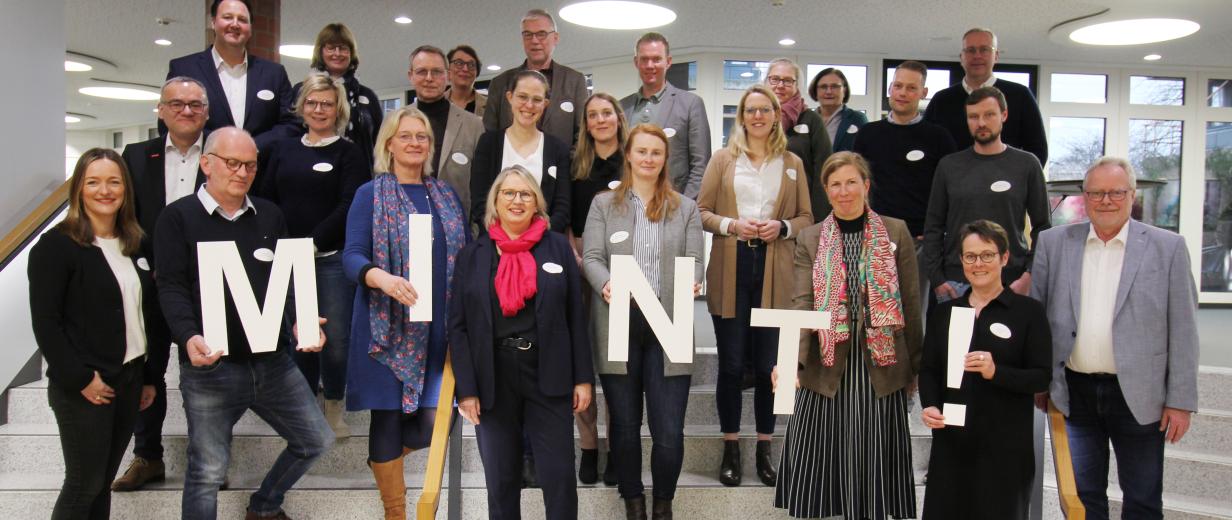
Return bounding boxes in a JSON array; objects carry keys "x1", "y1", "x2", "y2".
[{"x1": 29, "y1": 148, "x2": 169, "y2": 520}]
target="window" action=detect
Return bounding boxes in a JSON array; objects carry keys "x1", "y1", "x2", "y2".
[
  {"x1": 723, "y1": 60, "x2": 769, "y2": 90},
  {"x1": 111, "y1": 131, "x2": 123, "y2": 149},
  {"x1": 1130, "y1": 75, "x2": 1185, "y2": 106},
  {"x1": 883, "y1": 67, "x2": 951, "y2": 101},
  {"x1": 381, "y1": 98, "x2": 401, "y2": 114},
  {"x1": 1202, "y1": 121, "x2": 1232, "y2": 291},
  {"x1": 881, "y1": 59, "x2": 1038, "y2": 116},
  {"x1": 1209, "y1": 79, "x2": 1232, "y2": 108},
  {"x1": 1047, "y1": 117, "x2": 1106, "y2": 225},
  {"x1": 148, "y1": 127, "x2": 159, "y2": 140},
  {"x1": 721, "y1": 105, "x2": 737, "y2": 147},
  {"x1": 993, "y1": 71, "x2": 1031, "y2": 89},
  {"x1": 668, "y1": 61, "x2": 698, "y2": 91},
  {"x1": 805, "y1": 64, "x2": 867, "y2": 96},
  {"x1": 1129, "y1": 119, "x2": 1183, "y2": 231},
  {"x1": 1050, "y1": 73, "x2": 1107, "y2": 103}
]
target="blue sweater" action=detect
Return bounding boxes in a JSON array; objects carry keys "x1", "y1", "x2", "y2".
[{"x1": 259, "y1": 136, "x2": 368, "y2": 252}]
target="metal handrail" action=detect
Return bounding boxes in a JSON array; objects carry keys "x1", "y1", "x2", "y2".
[{"x1": 1048, "y1": 400, "x2": 1086, "y2": 519}]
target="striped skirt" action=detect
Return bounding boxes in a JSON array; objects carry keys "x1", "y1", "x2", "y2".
[{"x1": 774, "y1": 340, "x2": 917, "y2": 519}]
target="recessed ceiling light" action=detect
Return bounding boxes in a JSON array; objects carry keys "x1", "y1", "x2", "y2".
[
  {"x1": 64, "y1": 115, "x2": 81, "y2": 123},
  {"x1": 560, "y1": 1, "x2": 676, "y2": 30},
  {"x1": 779, "y1": 38, "x2": 796, "y2": 46},
  {"x1": 65, "y1": 60, "x2": 92, "y2": 72},
  {"x1": 394, "y1": 16, "x2": 412, "y2": 24},
  {"x1": 279, "y1": 44, "x2": 314, "y2": 60},
  {"x1": 486, "y1": 64, "x2": 502, "y2": 71},
  {"x1": 740, "y1": 71, "x2": 754, "y2": 78},
  {"x1": 1069, "y1": 18, "x2": 1199, "y2": 46},
  {"x1": 1143, "y1": 54, "x2": 1162, "y2": 61},
  {"x1": 79, "y1": 86, "x2": 161, "y2": 101},
  {"x1": 155, "y1": 39, "x2": 172, "y2": 46}
]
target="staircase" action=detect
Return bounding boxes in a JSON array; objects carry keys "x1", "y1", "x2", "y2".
[{"x1": 1, "y1": 309, "x2": 1230, "y2": 519}]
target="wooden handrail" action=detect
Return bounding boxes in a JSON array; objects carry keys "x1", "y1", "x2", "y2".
[
  {"x1": 1048, "y1": 400, "x2": 1086, "y2": 519},
  {"x1": 0, "y1": 180, "x2": 70, "y2": 267},
  {"x1": 417, "y1": 352, "x2": 457, "y2": 519}
]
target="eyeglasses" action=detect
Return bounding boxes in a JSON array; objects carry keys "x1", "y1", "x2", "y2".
[
  {"x1": 962, "y1": 46, "x2": 997, "y2": 56},
  {"x1": 162, "y1": 100, "x2": 207, "y2": 113},
  {"x1": 816, "y1": 83, "x2": 844, "y2": 92},
  {"x1": 499, "y1": 189, "x2": 535, "y2": 202},
  {"x1": 450, "y1": 59, "x2": 477, "y2": 71},
  {"x1": 207, "y1": 153, "x2": 257, "y2": 174},
  {"x1": 1083, "y1": 189, "x2": 1131, "y2": 202},
  {"x1": 322, "y1": 44, "x2": 350, "y2": 54},
  {"x1": 521, "y1": 30, "x2": 556, "y2": 41},
  {"x1": 961, "y1": 251, "x2": 1000, "y2": 264},
  {"x1": 513, "y1": 92, "x2": 547, "y2": 106},
  {"x1": 394, "y1": 132, "x2": 430, "y2": 144},
  {"x1": 743, "y1": 106, "x2": 774, "y2": 117},
  {"x1": 304, "y1": 99, "x2": 336, "y2": 111},
  {"x1": 766, "y1": 76, "x2": 797, "y2": 87},
  {"x1": 412, "y1": 68, "x2": 447, "y2": 79}
]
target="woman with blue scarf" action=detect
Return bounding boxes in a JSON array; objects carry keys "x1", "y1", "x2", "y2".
[{"x1": 342, "y1": 106, "x2": 469, "y2": 520}]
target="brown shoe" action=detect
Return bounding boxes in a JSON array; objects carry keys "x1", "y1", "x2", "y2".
[
  {"x1": 243, "y1": 511, "x2": 292, "y2": 520},
  {"x1": 111, "y1": 457, "x2": 165, "y2": 491}
]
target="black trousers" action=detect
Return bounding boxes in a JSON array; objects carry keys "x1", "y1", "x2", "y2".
[
  {"x1": 475, "y1": 344, "x2": 576, "y2": 520},
  {"x1": 48, "y1": 359, "x2": 143, "y2": 520},
  {"x1": 131, "y1": 344, "x2": 169, "y2": 460}
]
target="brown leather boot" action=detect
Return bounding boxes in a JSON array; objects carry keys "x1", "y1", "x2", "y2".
[
  {"x1": 111, "y1": 456, "x2": 165, "y2": 491},
  {"x1": 370, "y1": 457, "x2": 407, "y2": 520}
]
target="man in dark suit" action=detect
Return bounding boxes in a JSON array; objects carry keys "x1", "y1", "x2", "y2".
[
  {"x1": 164, "y1": 0, "x2": 297, "y2": 152},
  {"x1": 112, "y1": 76, "x2": 208, "y2": 492},
  {"x1": 482, "y1": 9, "x2": 589, "y2": 149}
]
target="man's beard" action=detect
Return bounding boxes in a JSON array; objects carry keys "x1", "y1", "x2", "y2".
[{"x1": 973, "y1": 128, "x2": 1000, "y2": 145}]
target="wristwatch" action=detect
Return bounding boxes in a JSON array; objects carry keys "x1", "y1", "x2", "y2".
[{"x1": 779, "y1": 220, "x2": 788, "y2": 238}]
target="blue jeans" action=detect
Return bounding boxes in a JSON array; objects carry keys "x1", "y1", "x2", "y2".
[
  {"x1": 1064, "y1": 370, "x2": 1165, "y2": 520},
  {"x1": 293, "y1": 254, "x2": 354, "y2": 400},
  {"x1": 600, "y1": 308, "x2": 691, "y2": 500},
  {"x1": 713, "y1": 244, "x2": 778, "y2": 434},
  {"x1": 179, "y1": 353, "x2": 334, "y2": 519}
]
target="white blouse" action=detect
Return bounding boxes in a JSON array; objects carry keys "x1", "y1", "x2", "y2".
[
  {"x1": 500, "y1": 131, "x2": 546, "y2": 184},
  {"x1": 733, "y1": 153, "x2": 783, "y2": 221},
  {"x1": 96, "y1": 237, "x2": 147, "y2": 364}
]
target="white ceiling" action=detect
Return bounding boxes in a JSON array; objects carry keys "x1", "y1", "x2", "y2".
[{"x1": 65, "y1": 0, "x2": 1232, "y2": 131}]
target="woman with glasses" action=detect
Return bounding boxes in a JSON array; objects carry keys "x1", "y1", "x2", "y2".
[
  {"x1": 773, "y1": 152, "x2": 922, "y2": 520},
  {"x1": 450, "y1": 166, "x2": 594, "y2": 520},
  {"x1": 810, "y1": 67, "x2": 868, "y2": 154},
  {"x1": 470, "y1": 70, "x2": 572, "y2": 235},
  {"x1": 342, "y1": 106, "x2": 470, "y2": 519},
  {"x1": 699, "y1": 84, "x2": 813, "y2": 488},
  {"x1": 446, "y1": 45, "x2": 487, "y2": 118},
  {"x1": 767, "y1": 58, "x2": 832, "y2": 220},
  {"x1": 919, "y1": 219, "x2": 1051, "y2": 520},
  {"x1": 259, "y1": 73, "x2": 368, "y2": 441},
  {"x1": 292, "y1": 23, "x2": 383, "y2": 169}
]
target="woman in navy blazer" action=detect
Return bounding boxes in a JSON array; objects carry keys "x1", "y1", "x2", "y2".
[
  {"x1": 469, "y1": 70, "x2": 572, "y2": 234},
  {"x1": 29, "y1": 148, "x2": 169, "y2": 519},
  {"x1": 449, "y1": 165, "x2": 593, "y2": 520}
]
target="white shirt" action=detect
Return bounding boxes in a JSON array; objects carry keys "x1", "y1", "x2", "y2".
[
  {"x1": 95, "y1": 237, "x2": 147, "y2": 364},
  {"x1": 1069, "y1": 221, "x2": 1130, "y2": 374},
  {"x1": 301, "y1": 134, "x2": 341, "y2": 147},
  {"x1": 500, "y1": 131, "x2": 546, "y2": 184},
  {"x1": 212, "y1": 47, "x2": 249, "y2": 127},
  {"x1": 165, "y1": 134, "x2": 203, "y2": 204},
  {"x1": 962, "y1": 74, "x2": 998, "y2": 94},
  {"x1": 197, "y1": 185, "x2": 255, "y2": 222},
  {"x1": 719, "y1": 153, "x2": 783, "y2": 235}
]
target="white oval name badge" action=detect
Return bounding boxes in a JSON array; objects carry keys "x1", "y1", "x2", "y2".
[
  {"x1": 785, "y1": 168, "x2": 798, "y2": 181},
  {"x1": 610, "y1": 231, "x2": 629, "y2": 244},
  {"x1": 560, "y1": 101, "x2": 575, "y2": 113},
  {"x1": 794, "y1": 124, "x2": 809, "y2": 134},
  {"x1": 991, "y1": 180, "x2": 1012, "y2": 192},
  {"x1": 889, "y1": 242, "x2": 897, "y2": 252},
  {"x1": 990, "y1": 323, "x2": 1012, "y2": 339},
  {"x1": 358, "y1": 95, "x2": 370, "y2": 105},
  {"x1": 312, "y1": 162, "x2": 334, "y2": 172},
  {"x1": 136, "y1": 258, "x2": 151, "y2": 271},
  {"x1": 452, "y1": 152, "x2": 469, "y2": 165},
  {"x1": 253, "y1": 248, "x2": 275, "y2": 262},
  {"x1": 846, "y1": 124, "x2": 859, "y2": 134},
  {"x1": 607, "y1": 180, "x2": 621, "y2": 190},
  {"x1": 906, "y1": 150, "x2": 925, "y2": 162},
  {"x1": 664, "y1": 127, "x2": 677, "y2": 138},
  {"x1": 547, "y1": 165, "x2": 558, "y2": 178},
  {"x1": 257, "y1": 89, "x2": 275, "y2": 101},
  {"x1": 542, "y1": 262, "x2": 563, "y2": 274}
]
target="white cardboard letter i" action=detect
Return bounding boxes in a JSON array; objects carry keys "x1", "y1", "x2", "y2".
[
  {"x1": 406, "y1": 214, "x2": 433, "y2": 322},
  {"x1": 943, "y1": 306, "x2": 976, "y2": 426}
]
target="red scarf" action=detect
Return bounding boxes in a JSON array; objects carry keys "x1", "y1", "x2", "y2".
[
  {"x1": 488, "y1": 217, "x2": 548, "y2": 316},
  {"x1": 780, "y1": 93, "x2": 806, "y2": 131}
]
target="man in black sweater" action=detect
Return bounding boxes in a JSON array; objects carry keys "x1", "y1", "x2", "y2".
[
  {"x1": 154, "y1": 127, "x2": 332, "y2": 520},
  {"x1": 923, "y1": 27, "x2": 1048, "y2": 166},
  {"x1": 409, "y1": 44, "x2": 484, "y2": 215}
]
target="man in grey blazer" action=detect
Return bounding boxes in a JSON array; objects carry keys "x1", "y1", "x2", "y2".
[
  {"x1": 483, "y1": 9, "x2": 589, "y2": 150},
  {"x1": 1030, "y1": 157, "x2": 1199, "y2": 519},
  {"x1": 409, "y1": 45, "x2": 484, "y2": 217},
  {"x1": 620, "y1": 33, "x2": 712, "y2": 199}
]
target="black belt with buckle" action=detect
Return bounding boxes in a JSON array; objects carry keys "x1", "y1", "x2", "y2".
[
  {"x1": 498, "y1": 337, "x2": 535, "y2": 351},
  {"x1": 740, "y1": 238, "x2": 765, "y2": 248}
]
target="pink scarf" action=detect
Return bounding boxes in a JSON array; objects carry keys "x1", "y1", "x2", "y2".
[
  {"x1": 488, "y1": 217, "x2": 548, "y2": 316},
  {"x1": 780, "y1": 93, "x2": 806, "y2": 131}
]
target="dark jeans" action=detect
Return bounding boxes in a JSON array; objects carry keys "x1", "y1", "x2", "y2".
[
  {"x1": 179, "y1": 353, "x2": 334, "y2": 520},
  {"x1": 293, "y1": 254, "x2": 354, "y2": 400},
  {"x1": 713, "y1": 244, "x2": 778, "y2": 434},
  {"x1": 1065, "y1": 370, "x2": 1166, "y2": 520},
  {"x1": 48, "y1": 359, "x2": 142, "y2": 520},
  {"x1": 600, "y1": 308, "x2": 690, "y2": 500},
  {"x1": 132, "y1": 345, "x2": 170, "y2": 461},
  {"x1": 474, "y1": 344, "x2": 576, "y2": 520}
]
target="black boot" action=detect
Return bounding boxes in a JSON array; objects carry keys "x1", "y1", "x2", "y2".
[
  {"x1": 521, "y1": 453, "x2": 538, "y2": 488},
  {"x1": 651, "y1": 497, "x2": 673, "y2": 520},
  {"x1": 603, "y1": 451, "x2": 617, "y2": 486},
  {"x1": 719, "y1": 440, "x2": 741, "y2": 486},
  {"x1": 624, "y1": 495, "x2": 647, "y2": 520},
  {"x1": 579, "y1": 448, "x2": 598, "y2": 484},
  {"x1": 755, "y1": 440, "x2": 777, "y2": 486}
]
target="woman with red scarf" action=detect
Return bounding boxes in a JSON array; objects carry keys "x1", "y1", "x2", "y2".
[
  {"x1": 449, "y1": 165, "x2": 594, "y2": 520},
  {"x1": 767, "y1": 58, "x2": 832, "y2": 221},
  {"x1": 772, "y1": 152, "x2": 923, "y2": 520}
]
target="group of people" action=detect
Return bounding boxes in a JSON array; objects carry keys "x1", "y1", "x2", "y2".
[{"x1": 28, "y1": 1, "x2": 1200, "y2": 520}]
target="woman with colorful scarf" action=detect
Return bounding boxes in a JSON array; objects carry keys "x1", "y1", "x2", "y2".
[
  {"x1": 773, "y1": 151, "x2": 923, "y2": 520},
  {"x1": 449, "y1": 166, "x2": 594, "y2": 520},
  {"x1": 342, "y1": 106, "x2": 469, "y2": 519},
  {"x1": 767, "y1": 58, "x2": 833, "y2": 221}
]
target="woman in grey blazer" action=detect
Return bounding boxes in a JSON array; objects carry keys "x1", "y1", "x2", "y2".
[{"x1": 582, "y1": 124, "x2": 703, "y2": 520}]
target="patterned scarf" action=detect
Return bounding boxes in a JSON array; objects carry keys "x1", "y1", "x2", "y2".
[
  {"x1": 488, "y1": 217, "x2": 548, "y2": 316},
  {"x1": 780, "y1": 92, "x2": 806, "y2": 131},
  {"x1": 812, "y1": 209, "x2": 905, "y2": 367},
  {"x1": 368, "y1": 173, "x2": 467, "y2": 413}
]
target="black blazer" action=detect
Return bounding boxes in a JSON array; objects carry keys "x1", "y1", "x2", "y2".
[
  {"x1": 469, "y1": 130, "x2": 572, "y2": 233},
  {"x1": 122, "y1": 134, "x2": 206, "y2": 260},
  {"x1": 786, "y1": 109, "x2": 833, "y2": 220},
  {"x1": 448, "y1": 231, "x2": 593, "y2": 410},
  {"x1": 28, "y1": 229, "x2": 170, "y2": 393},
  {"x1": 166, "y1": 47, "x2": 298, "y2": 151}
]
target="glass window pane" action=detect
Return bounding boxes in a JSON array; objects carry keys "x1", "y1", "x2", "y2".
[
  {"x1": 994, "y1": 71, "x2": 1031, "y2": 89},
  {"x1": 805, "y1": 64, "x2": 868, "y2": 96},
  {"x1": 1129, "y1": 119, "x2": 1183, "y2": 232},
  {"x1": 723, "y1": 60, "x2": 769, "y2": 90},
  {"x1": 1209, "y1": 79, "x2": 1232, "y2": 108},
  {"x1": 1047, "y1": 117, "x2": 1106, "y2": 225},
  {"x1": 885, "y1": 67, "x2": 951, "y2": 100},
  {"x1": 1050, "y1": 73, "x2": 1107, "y2": 103},
  {"x1": 1130, "y1": 76, "x2": 1185, "y2": 106},
  {"x1": 667, "y1": 61, "x2": 697, "y2": 90},
  {"x1": 1201, "y1": 121, "x2": 1232, "y2": 291},
  {"x1": 721, "y1": 105, "x2": 737, "y2": 147}
]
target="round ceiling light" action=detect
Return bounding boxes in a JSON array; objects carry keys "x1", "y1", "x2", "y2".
[
  {"x1": 279, "y1": 44, "x2": 315, "y2": 60},
  {"x1": 64, "y1": 115, "x2": 81, "y2": 123},
  {"x1": 779, "y1": 38, "x2": 796, "y2": 46},
  {"x1": 486, "y1": 64, "x2": 502, "y2": 71},
  {"x1": 394, "y1": 16, "x2": 412, "y2": 24},
  {"x1": 740, "y1": 71, "x2": 754, "y2": 78},
  {"x1": 1143, "y1": 54, "x2": 1162, "y2": 61},
  {"x1": 65, "y1": 60, "x2": 92, "y2": 72},
  {"x1": 1069, "y1": 18, "x2": 1199, "y2": 46},
  {"x1": 155, "y1": 39, "x2": 172, "y2": 46},
  {"x1": 79, "y1": 86, "x2": 161, "y2": 101},
  {"x1": 560, "y1": 1, "x2": 676, "y2": 30}
]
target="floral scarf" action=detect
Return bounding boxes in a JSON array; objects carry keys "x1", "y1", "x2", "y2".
[{"x1": 488, "y1": 217, "x2": 548, "y2": 316}]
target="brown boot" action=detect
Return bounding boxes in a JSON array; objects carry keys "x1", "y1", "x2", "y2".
[
  {"x1": 370, "y1": 457, "x2": 407, "y2": 520},
  {"x1": 111, "y1": 456, "x2": 165, "y2": 491}
]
